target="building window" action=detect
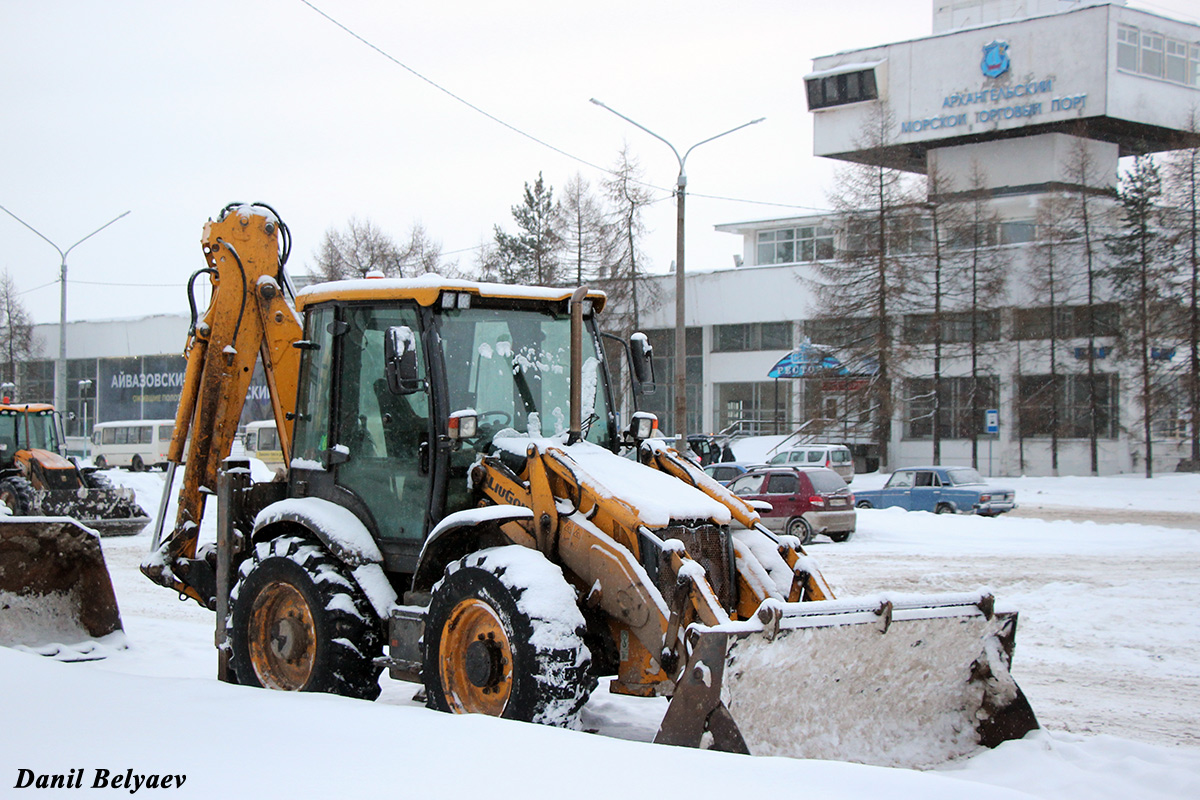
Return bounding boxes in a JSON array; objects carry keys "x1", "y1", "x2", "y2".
[
  {"x1": 756, "y1": 226, "x2": 834, "y2": 265},
  {"x1": 1018, "y1": 373, "x2": 1119, "y2": 439},
  {"x1": 1118, "y1": 25, "x2": 1140, "y2": 71},
  {"x1": 715, "y1": 381, "x2": 792, "y2": 436},
  {"x1": 804, "y1": 317, "x2": 879, "y2": 350},
  {"x1": 904, "y1": 376, "x2": 998, "y2": 440},
  {"x1": 805, "y1": 68, "x2": 879, "y2": 111},
  {"x1": 1118, "y1": 25, "x2": 1200, "y2": 87},
  {"x1": 1142, "y1": 32, "x2": 1165, "y2": 78},
  {"x1": 713, "y1": 322, "x2": 792, "y2": 352},
  {"x1": 1150, "y1": 376, "x2": 1189, "y2": 440},
  {"x1": 902, "y1": 310, "x2": 1000, "y2": 345},
  {"x1": 1012, "y1": 303, "x2": 1120, "y2": 341},
  {"x1": 1167, "y1": 38, "x2": 1189, "y2": 83},
  {"x1": 998, "y1": 220, "x2": 1036, "y2": 245}
]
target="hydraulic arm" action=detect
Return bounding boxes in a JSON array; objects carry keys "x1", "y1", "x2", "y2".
[{"x1": 141, "y1": 204, "x2": 303, "y2": 606}]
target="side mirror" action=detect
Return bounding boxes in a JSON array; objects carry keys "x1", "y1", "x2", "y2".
[
  {"x1": 630, "y1": 332, "x2": 655, "y2": 395},
  {"x1": 385, "y1": 326, "x2": 424, "y2": 395}
]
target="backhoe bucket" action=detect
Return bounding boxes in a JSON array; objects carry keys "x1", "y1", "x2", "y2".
[
  {"x1": 38, "y1": 488, "x2": 150, "y2": 537},
  {"x1": 656, "y1": 592, "x2": 1038, "y2": 768},
  {"x1": 0, "y1": 517, "x2": 126, "y2": 660}
]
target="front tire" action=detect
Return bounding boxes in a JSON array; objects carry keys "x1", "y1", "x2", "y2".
[
  {"x1": 227, "y1": 534, "x2": 382, "y2": 700},
  {"x1": 423, "y1": 546, "x2": 593, "y2": 728},
  {"x1": 786, "y1": 516, "x2": 814, "y2": 545},
  {"x1": 0, "y1": 476, "x2": 37, "y2": 515}
]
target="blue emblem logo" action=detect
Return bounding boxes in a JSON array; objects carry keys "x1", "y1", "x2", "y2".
[{"x1": 981, "y1": 40, "x2": 1010, "y2": 78}]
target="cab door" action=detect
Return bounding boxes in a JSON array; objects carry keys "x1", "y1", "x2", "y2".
[{"x1": 332, "y1": 304, "x2": 434, "y2": 551}]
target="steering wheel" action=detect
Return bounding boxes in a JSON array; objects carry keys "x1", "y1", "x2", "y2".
[{"x1": 477, "y1": 411, "x2": 512, "y2": 428}]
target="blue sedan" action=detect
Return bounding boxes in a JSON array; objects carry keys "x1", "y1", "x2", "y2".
[{"x1": 854, "y1": 466, "x2": 1016, "y2": 516}]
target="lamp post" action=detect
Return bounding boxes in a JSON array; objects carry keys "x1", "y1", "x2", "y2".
[
  {"x1": 0, "y1": 205, "x2": 130, "y2": 417},
  {"x1": 78, "y1": 378, "x2": 93, "y2": 447},
  {"x1": 589, "y1": 100, "x2": 763, "y2": 454}
]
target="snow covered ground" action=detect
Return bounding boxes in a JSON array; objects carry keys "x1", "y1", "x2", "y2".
[{"x1": 3, "y1": 467, "x2": 1200, "y2": 798}]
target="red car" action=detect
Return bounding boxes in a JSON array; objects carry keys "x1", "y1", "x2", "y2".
[{"x1": 726, "y1": 466, "x2": 856, "y2": 544}]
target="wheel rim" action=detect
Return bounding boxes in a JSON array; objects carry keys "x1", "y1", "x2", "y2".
[
  {"x1": 247, "y1": 581, "x2": 317, "y2": 690},
  {"x1": 439, "y1": 598, "x2": 513, "y2": 716},
  {"x1": 789, "y1": 518, "x2": 811, "y2": 542}
]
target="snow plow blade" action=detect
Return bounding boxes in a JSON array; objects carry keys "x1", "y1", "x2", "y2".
[
  {"x1": 656, "y1": 592, "x2": 1038, "y2": 768},
  {"x1": 37, "y1": 488, "x2": 150, "y2": 537},
  {"x1": 0, "y1": 517, "x2": 126, "y2": 660}
]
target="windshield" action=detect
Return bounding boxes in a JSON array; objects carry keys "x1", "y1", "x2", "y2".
[
  {"x1": 947, "y1": 468, "x2": 985, "y2": 486},
  {"x1": 14, "y1": 410, "x2": 62, "y2": 452},
  {"x1": 438, "y1": 304, "x2": 612, "y2": 451}
]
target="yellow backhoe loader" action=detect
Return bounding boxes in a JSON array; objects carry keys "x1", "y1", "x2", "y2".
[
  {"x1": 0, "y1": 403, "x2": 138, "y2": 658},
  {"x1": 142, "y1": 203, "x2": 1037, "y2": 768}
]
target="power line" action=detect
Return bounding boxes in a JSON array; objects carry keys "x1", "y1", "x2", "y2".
[
  {"x1": 16, "y1": 279, "x2": 58, "y2": 296},
  {"x1": 297, "y1": 1, "x2": 818, "y2": 216}
]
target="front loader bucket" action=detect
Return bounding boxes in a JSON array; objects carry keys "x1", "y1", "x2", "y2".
[
  {"x1": 656, "y1": 592, "x2": 1037, "y2": 768},
  {"x1": 38, "y1": 488, "x2": 150, "y2": 538},
  {"x1": 0, "y1": 517, "x2": 126, "y2": 660}
]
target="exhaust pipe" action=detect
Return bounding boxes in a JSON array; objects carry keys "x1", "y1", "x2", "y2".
[{"x1": 568, "y1": 287, "x2": 588, "y2": 445}]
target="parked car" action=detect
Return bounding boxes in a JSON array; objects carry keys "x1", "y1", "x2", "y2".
[
  {"x1": 702, "y1": 461, "x2": 753, "y2": 485},
  {"x1": 765, "y1": 443, "x2": 855, "y2": 483},
  {"x1": 726, "y1": 466, "x2": 855, "y2": 544},
  {"x1": 853, "y1": 466, "x2": 1016, "y2": 516}
]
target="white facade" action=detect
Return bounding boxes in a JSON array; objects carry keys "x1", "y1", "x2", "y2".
[
  {"x1": 631, "y1": 0, "x2": 1200, "y2": 476},
  {"x1": 809, "y1": 1, "x2": 1199, "y2": 176}
]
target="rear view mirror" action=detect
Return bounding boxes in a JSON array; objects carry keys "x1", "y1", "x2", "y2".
[
  {"x1": 385, "y1": 326, "x2": 424, "y2": 395},
  {"x1": 630, "y1": 332, "x2": 655, "y2": 394}
]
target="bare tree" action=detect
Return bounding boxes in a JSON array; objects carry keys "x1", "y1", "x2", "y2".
[
  {"x1": 815, "y1": 103, "x2": 919, "y2": 469},
  {"x1": 600, "y1": 146, "x2": 659, "y2": 336},
  {"x1": 0, "y1": 270, "x2": 37, "y2": 388},
  {"x1": 311, "y1": 217, "x2": 454, "y2": 281},
  {"x1": 952, "y1": 165, "x2": 1008, "y2": 469},
  {"x1": 559, "y1": 172, "x2": 614, "y2": 286},
  {"x1": 1062, "y1": 136, "x2": 1113, "y2": 474},
  {"x1": 399, "y1": 222, "x2": 457, "y2": 277},
  {"x1": 1024, "y1": 192, "x2": 1079, "y2": 474}
]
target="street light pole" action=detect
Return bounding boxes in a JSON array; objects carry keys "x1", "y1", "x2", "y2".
[
  {"x1": 0, "y1": 204, "x2": 130, "y2": 419},
  {"x1": 589, "y1": 99, "x2": 763, "y2": 454}
]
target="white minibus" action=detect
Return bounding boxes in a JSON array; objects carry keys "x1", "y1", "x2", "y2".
[{"x1": 91, "y1": 419, "x2": 176, "y2": 471}]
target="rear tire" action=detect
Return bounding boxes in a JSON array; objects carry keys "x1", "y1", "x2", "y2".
[
  {"x1": 856, "y1": 500, "x2": 872, "y2": 509},
  {"x1": 130, "y1": 455, "x2": 144, "y2": 472},
  {"x1": 423, "y1": 546, "x2": 593, "y2": 728},
  {"x1": 227, "y1": 534, "x2": 382, "y2": 700},
  {"x1": 786, "y1": 516, "x2": 814, "y2": 545},
  {"x1": 0, "y1": 476, "x2": 38, "y2": 515},
  {"x1": 935, "y1": 503, "x2": 955, "y2": 514}
]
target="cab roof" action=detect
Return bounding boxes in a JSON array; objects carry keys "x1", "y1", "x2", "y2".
[
  {"x1": 296, "y1": 275, "x2": 607, "y2": 313},
  {"x1": 0, "y1": 403, "x2": 55, "y2": 414}
]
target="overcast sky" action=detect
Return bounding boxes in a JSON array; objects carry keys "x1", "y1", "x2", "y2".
[{"x1": 2, "y1": 0, "x2": 1197, "y2": 327}]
